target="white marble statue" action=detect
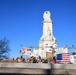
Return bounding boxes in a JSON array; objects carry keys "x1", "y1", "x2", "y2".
[
  {"x1": 43, "y1": 11, "x2": 52, "y2": 21},
  {"x1": 31, "y1": 11, "x2": 68, "y2": 59}
]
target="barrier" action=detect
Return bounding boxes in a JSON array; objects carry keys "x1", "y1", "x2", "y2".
[{"x1": 0, "y1": 63, "x2": 76, "y2": 75}]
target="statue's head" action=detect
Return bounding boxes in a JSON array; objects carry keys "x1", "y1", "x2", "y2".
[{"x1": 43, "y1": 11, "x2": 51, "y2": 21}]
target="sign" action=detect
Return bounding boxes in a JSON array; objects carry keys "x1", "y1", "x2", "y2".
[{"x1": 70, "y1": 55, "x2": 76, "y2": 64}]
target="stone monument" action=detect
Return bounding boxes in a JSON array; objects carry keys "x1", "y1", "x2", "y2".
[
  {"x1": 39, "y1": 11, "x2": 57, "y2": 50},
  {"x1": 31, "y1": 11, "x2": 68, "y2": 59}
]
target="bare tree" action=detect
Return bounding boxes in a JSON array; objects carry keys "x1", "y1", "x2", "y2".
[{"x1": 0, "y1": 37, "x2": 10, "y2": 59}]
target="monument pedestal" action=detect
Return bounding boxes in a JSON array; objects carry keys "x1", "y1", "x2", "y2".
[{"x1": 46, "y1": 52, "x2": 54, "y2": 59}]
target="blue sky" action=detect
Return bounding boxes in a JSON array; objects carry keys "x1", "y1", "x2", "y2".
[{"x1": 0, "y1": 0, "x2": 76, "y2": 58}]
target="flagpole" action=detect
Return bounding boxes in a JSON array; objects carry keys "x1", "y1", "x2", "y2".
[{"x1": 20, "y1": 44, "x2": 24, "y2": 58}]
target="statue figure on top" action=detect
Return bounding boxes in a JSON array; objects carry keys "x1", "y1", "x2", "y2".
[{"x1": 43, "y1": 11, "x2": 52, "y2": 22}]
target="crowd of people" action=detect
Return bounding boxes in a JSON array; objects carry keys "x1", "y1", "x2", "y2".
[{"x1": 15, "y1": 56, "x2": 56, "y2": 64}]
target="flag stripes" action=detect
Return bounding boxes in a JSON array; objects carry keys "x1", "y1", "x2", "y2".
[
  {"x1": 56, "y1": 53, "x2": 70, "y2": 64},
  {"x1": 19, "y1": 47, "x2": 31, "y2": 55}
]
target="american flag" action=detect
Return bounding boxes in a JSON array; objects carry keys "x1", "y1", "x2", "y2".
[
  {"x1": 22, "y1": 47, "x2": 31, "y2": 55},
  {"x1": 63, "y1": 45, "x2": 67, "y2": 49},
  {"x1": 19, "y1": 50, "x2": 25, "y2": 54},
  {"x1": 56, "y1": 53, "x2": 70, "y2": 64},
  {"x1": 23, "y1": 47, "x2": 27, "y2": 50},
  {"x1": 25, "y1": 51, "x2": 31, "y2": 55},
  {"x1": 19, "y1": 50, "x2": 22, "y2": 54},
  {"x1": 72, "y1": 45, "x2": 74, "y2": 49}
]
